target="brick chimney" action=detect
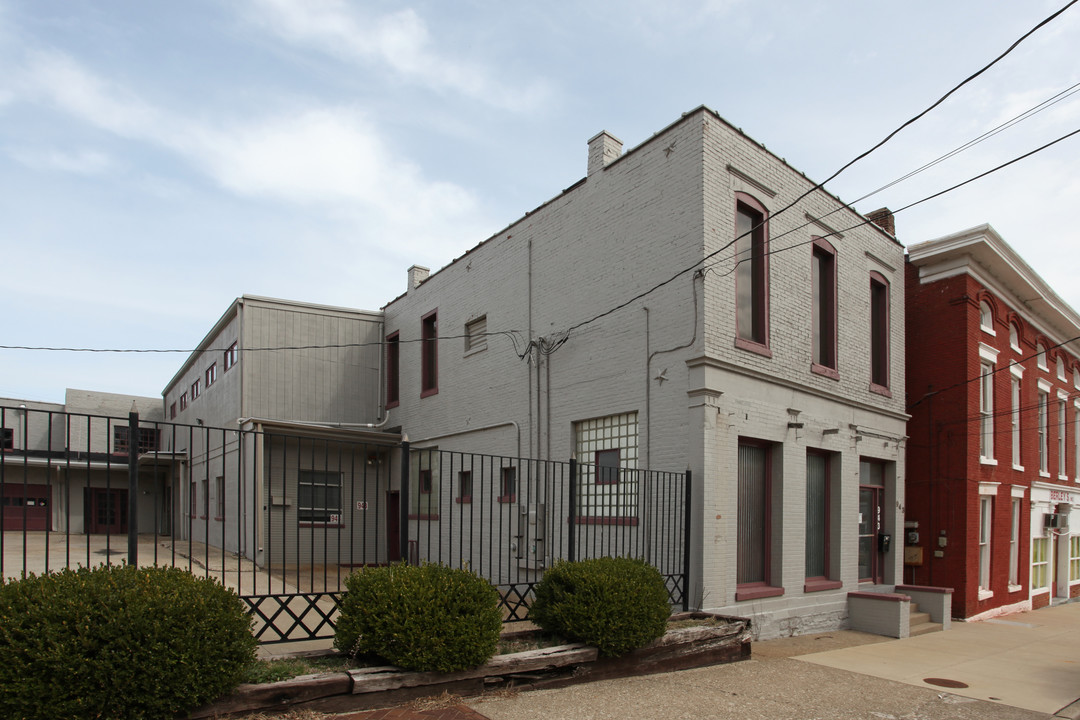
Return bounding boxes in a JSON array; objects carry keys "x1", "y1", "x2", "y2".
[
  {"x1": 587, "y1": 131, "x2": 623, "y2": 177},
  {"x1": 865, "y1": 208, "x2": 895, "y2": 236},
  {"x1": 407, "y1": 265, "x2": 429, "y2": 292}
]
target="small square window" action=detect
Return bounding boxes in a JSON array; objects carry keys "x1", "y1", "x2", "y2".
[
  {"x1": 498, "y1": 467, "x2": 516, "y2": 503},
  {"x1": 456, "y1": 471, "x2": 472, "y2": 503},
  {"x1": 223, "y1": 342, "x2": 238, "y2": 372},
  {"x1": 596, "y1": 449, "x2": 620, "y2": 485},
  {"x1": 465, "y1": 315, "x2": 488, "y2": 354},
  {"x1": 215, "y1": 476, "x2": 225, "y2": 520}
]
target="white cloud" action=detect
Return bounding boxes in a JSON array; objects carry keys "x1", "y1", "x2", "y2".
[
  {"x1": 243, "y1": 0, "x2": 550, "y2": 112},
  {"x1": 17, "y1": 47, "x2": 483, "y2": 223},
  {"x1": 20, "y1": 49, "x2": 163, "y2": 136},
  {"x1": 9, "y1": 146, "x2": 113, "y2": 175}
]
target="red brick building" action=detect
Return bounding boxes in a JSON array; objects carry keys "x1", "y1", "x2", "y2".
[{"x1": 905, "y1": 225, "x2": 1080, "y2": 619}]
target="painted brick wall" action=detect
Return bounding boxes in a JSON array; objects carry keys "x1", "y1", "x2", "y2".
[{"x1": 384, "y1": 107, "x2": 908, "y2": 637}]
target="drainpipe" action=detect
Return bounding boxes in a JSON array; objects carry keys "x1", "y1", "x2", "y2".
[
  {"x1": 528, "y1": 240, "x2": 534, "y2": 459},
  {"x1": 644, "y1": 273, "x2": 702, "y2": 468}
]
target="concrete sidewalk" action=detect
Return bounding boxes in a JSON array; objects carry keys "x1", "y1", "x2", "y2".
[
  {"x1": 797, "y1": 601, "x2": 1080, "y2": 716},
  {"x1": 461, "y1": 603, "x2": 1080, "y2": 720}
]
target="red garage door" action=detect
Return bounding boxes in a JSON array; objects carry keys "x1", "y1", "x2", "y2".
[{"x1": 2, "y1": 484, "x2": 50, "y2": 531}]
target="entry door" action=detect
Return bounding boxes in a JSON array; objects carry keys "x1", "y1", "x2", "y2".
[
  {"x1": 858, "y1": 487, "x2": 883, "y2": 582},
  {"x1": 88, "y1": 489, "x2": 128, "y2": 534}
]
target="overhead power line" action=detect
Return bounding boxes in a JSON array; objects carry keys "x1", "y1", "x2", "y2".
[{"x1": 559, "y1": 0, "x2": 1077, "y2": 339}]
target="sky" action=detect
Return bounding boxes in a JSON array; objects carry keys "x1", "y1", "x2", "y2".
[{"x1": 1, "y1": 0, "x2": 1078, "y2": 405}]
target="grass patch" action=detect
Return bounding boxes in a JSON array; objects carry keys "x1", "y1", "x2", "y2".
[{"x1": 243, "y1": 655, "x2": 356, "y2": 684}]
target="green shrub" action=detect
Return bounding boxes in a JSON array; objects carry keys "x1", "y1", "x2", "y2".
[
  {"x1": 334, "y1": 562, "x2": 502, "y2": 672},
  {"x1": 529, "y1": 557, "x2": 670, "y2": 657},
  {"x1": 0, "y1": 564, "x2": 257, "y2": 720}
]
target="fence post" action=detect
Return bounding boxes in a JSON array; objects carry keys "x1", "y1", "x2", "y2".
[
  {"x1": 127, "y1": 406, "x2": 140, "y2": 567},
  {"x1": 399, "y1": 439, "x2": 410, "y2": 565},
  {"x1": 568, "y1": 457, "x2": 577, "y2": 563},
  {"x1": 682, "y1": 468, "x2": 692, "y2": 612}
]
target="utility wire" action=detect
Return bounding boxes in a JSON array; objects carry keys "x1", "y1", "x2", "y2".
[
  {"x1": 704, "y1": 80, "x2": 1080, "y2": 275},
  {"x1": 704, "y1": 123, "x2": 1080, "y2": 280},
  {"x1": 560, "y1": 0, "x2": 1077, "y2": 339},
  {"x1": 4, "y1": 7, "x2": 1078, "y2": 367},
  {"x1": 5, "y1": 124, "x2": 1079, "y2": 362}
]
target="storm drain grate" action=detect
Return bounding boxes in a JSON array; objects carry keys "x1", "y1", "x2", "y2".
[{"x1": 923, "y1": 678, "x2": 969, "y2": 689}]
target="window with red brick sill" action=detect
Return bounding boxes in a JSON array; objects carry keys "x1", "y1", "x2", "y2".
[
  {"x1": 498, "y1": 466, "x2": 516, "y2": 503},
  {"x1": 421, "y1": 310, "x2": 438, "y2": 398},
  {"x1": 811, "y1": 238, "x2": 838, "y2": 376},
  {"x1": 869, "y1": 272, "x2": 890, "y2": 393},
  {"x1": 214, "y1": 476, "x2": 224, "y2": 521},
  {"x1": 805, "y1": 450, "x2": 840, "y2": 591},
  {"x1": 456, "y1": 471, "x2": 472, "y2": 504},
  {"x1": 386, "y1": 332, "x2": 400, "y2": 408},
  {"x1": 736, "y1": 439, "x2": 783, "y2": 601},
  {"x1": 734, "y1": 193, "x2": 770, "y2": 355}
]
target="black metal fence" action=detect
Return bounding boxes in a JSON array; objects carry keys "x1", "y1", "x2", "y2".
[{"x1": 1, "y1": 406, "x2": 690, "y2": 644}]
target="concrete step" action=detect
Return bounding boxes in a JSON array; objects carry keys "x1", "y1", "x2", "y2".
[
  {"x1": 909, "y1": 610, "x2": 931, "y2": 626},
  {"x1": 909, "y1": 621, "x2": 943, "y2": 636}
]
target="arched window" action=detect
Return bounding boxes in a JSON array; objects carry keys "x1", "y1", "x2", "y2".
[
  {"x1": 979, "y1": 301, "x2": 994, "y2": 334},
  {"x1": 1037, "y1": 342, "x2": 1048, "y2": 371},
  {"x1": 1009, "y1": 322, "x2": 1020, "y2": 352}
]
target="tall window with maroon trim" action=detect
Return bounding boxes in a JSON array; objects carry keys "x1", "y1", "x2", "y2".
[
  {"x1": 869, "y1": 272, "x2": 890, "y2": 393},
  {"x1": 737, "y1": 440, "x2": 779, "y2": 598},
  {"x1": 734, "y1": 193, "x2": 769, "y2": 352},
  {"x1": 805, "y1": 451, "x2": 831, "y2": 583},
  {"x1": 811, "y1": 238, "x2": 837, "y2": 376},
  {"x1": 421, "y1": 311, "x2": 438, "y2": 397},
  {"x1": 386, "y1": 332, "x2": 400, "y2": 408}
]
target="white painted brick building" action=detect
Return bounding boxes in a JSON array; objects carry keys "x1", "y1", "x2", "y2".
[{"x1": 385, "y1": 106, "x2": 907, "y2": 638}]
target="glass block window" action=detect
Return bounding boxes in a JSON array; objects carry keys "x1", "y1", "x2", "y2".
[{"x1": 574, "y1": 412, "x2": 639, "y2": 519}]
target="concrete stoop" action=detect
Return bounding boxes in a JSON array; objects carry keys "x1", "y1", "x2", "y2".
[{"x1": 908, "y1": 602, "x2": 943, "y2": 637}]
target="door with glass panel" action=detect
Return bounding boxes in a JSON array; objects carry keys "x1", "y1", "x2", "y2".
[{"x1": 859, "y1": 460, "x2": 885, "y2": 584}]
